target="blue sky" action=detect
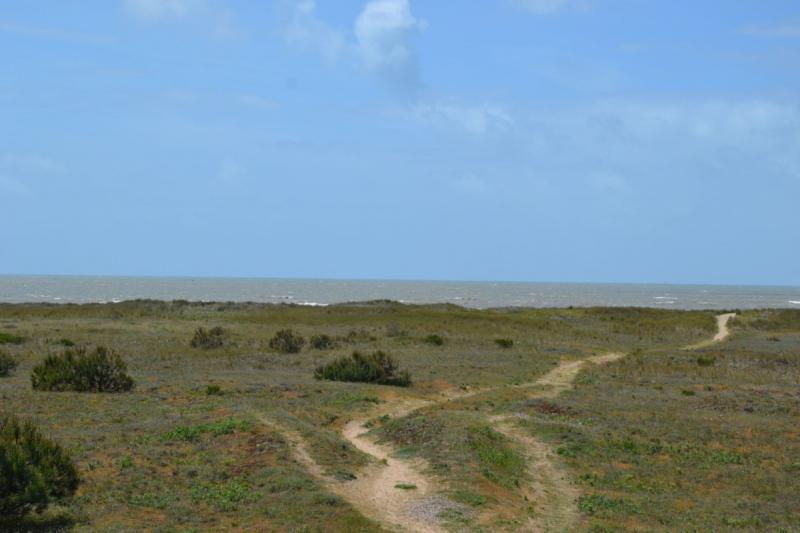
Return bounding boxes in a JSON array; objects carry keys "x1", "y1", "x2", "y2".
[{"x1": 1, "y1": 1, "x2": 799, "y2": 285}]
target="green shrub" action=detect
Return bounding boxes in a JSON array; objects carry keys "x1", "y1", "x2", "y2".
[
  {"x1": 0, "y1": 351, "x2": 17, "y2": 377},
  {"x1": 205, "y1": 384, "x2": 223, "y2": 396},
  {"x1": 314, "y1": 351, "x2": 411, "y2": 387},
  {"x1": 309, "y1": 334, "x2": 336, "y2": 350},
  {"x1": 58, "y1": 338, "x2": 75, "y2": 347},
  {"x1": 697, "y1": 355, "x2": 716, "y2": 367},
  {"x1": 269, "y1": 329, "x2": 305, "y2": 353},
  {"x1": 0, "y1": 332, "x2": 24, "y2": 345},
  {"x1": 30, "y1": 347, "x2": 135, "y2": 393},
  {"x1": 494, "y1": 338, "x2": 514, "y2": 349},
  {"x1": 0, "y1": 414, "x2": 79, "y2": 518},
  {"x1": 422, "y1": 334, "x2": 446, "y2": 346},
  {"x1": 190, "y1": 326, "x2": 227, "y2": 349}
]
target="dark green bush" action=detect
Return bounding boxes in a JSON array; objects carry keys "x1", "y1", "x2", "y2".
[
  {"x1": 0, "y1": 414, "x2": 79, "y2": 518},
  {"x1": 0, "y1": 351, "x2": 17, "y2": 377},
  {"x1": 0, "y1": 332, "x2": 24, "y2": 345},
  {"x1": 31, "y1": 347, "x2": 135, "y2": 393},
  {"x1": 205, "y1": 384, "x2": 223, "y2": 396},
  {"x1": 422, "y1": 334, "x2": 445, "y2": 346},
  {"x1": 314, "y1": 351, "x2": 411, "y2": 387},
  {"x1": 494, "y1": 338, "x2": 514, "y2": 349},
  {"x1": 269, "y1": 329, "x2": 305, "y2": 353},
  {"x1": 190, "y1": 327, "x2": 227, "y2": 349},
  {"x1": 309, "y1": 334, "x2": 336, "y2": 350},
  {"x1": 57, "y1": 338, "x2": 75, "y2": 347}
]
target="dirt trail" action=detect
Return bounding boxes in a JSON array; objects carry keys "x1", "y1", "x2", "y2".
[
  {"x1": 684, "y1": 312, "x2": 736, "y2": 349},
  {"x1": 490, "y1": 352, "x2": 626, "y2": 532},
  {"x1": 261, "y1": 315, "x2": 732, "y2": 532}
]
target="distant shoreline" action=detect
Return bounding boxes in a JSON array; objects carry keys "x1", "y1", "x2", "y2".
[{"x1": 1, "y1": 275, "x2": 798, "y2": 310}]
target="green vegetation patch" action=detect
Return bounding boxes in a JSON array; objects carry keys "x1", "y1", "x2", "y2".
[
  {"x1": 163, "y1": 417, "x2": 253, "y2": 442},
  {"x1": 30, "y1": 346, "x2": 135, "y2": 393},
  {"x1": 0, "y1": 350, "x2": 17, "y2": 377},
  {"x1": 309, "y1": 334, "x2": 336, "y2": 350},
  {"x1": 0, "y1": 332, "x2": 25, "y2": 345},
  {"x1": 422, "y1": 334, "x2": 446, "y2": 346},
  {"x1": 314, "y1": 351, "x2": 411, "y2": 386},
  {"x1": 269, "y1": 329, "x2": 306, "y2": 353},
  {"x1": 0, "y1": 414, "x2": 79, "y2": 519},
  {"x1": 467, "y1": 426, "x2": 526, "y2": 489},
  {"x1": 190, "y1": 326, "x2": 228, "y2": 349}
]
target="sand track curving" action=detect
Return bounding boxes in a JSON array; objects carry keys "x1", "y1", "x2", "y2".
[{"x1": 259, "y1": 314, "x2": 734, "y2": 532}]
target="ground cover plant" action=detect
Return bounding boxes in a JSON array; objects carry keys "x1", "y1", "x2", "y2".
[
  {"x1": 0, "y1": 300, "x2": 794, "y2": 531},
  {"x1": 31, "y1": 346, "x2": 135, "y2": 393}
]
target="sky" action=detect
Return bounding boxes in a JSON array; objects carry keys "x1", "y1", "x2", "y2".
[{"x1": 1, "y1": 0, "x2": 799, "y2": 285}]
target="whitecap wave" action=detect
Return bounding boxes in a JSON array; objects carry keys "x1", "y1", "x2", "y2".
[{"x1": 789, "y1": 300, "x2": 800, "y2": 305}]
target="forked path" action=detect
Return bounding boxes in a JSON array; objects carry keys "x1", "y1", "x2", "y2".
[{"x1": 262, "y1": 313, "x2": 734, "y2": 532}]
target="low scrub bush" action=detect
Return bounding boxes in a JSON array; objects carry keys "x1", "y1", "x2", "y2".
[
  {"x1": 422, "y1": 334, "x2": 446, "y2": 346},
  {"x1": 0, "y1": 414, "x2": 79, "y2": 518},
  {"x1": 697, "y1": 355, "x2": 716, "y2": 367},
  {"x1": 314, "y1": 351, "x2": 411, "y2": 386},
  {"x1": 30, "y1": 347, "x2": 135, "y2": 393},
  {"x1": 0, "y1": 332, "x2": 24, "y2": 345},
  {"x1": 0, "y1": 351, "x2": 17, "y2": 377},
  {"x1": 494, "y1": 338, "x2": 514, "y2": 349},
  {"x1": 309, "y1": 334, "x2": 336, "y2": 350},
  {"x1": 190, "y1": 326, "x2": 227, "y2": 349},
  {"x1": 269, "y1": 329, "x2": 305, "y2": 353}
]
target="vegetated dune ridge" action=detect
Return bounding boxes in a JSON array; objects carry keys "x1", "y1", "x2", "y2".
[{"x1": 261, "y1": 314, "x2": 735, "y2": 532}]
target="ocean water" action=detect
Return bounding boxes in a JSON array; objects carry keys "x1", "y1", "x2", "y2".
[{"x1": 0, "y1": 275, "x2": 798, "y2": 310}]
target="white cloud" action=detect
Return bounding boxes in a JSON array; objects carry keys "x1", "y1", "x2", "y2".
[
  {"x1": 743, "y1": 19, "x2": 800, "y2": 38},
  {"x1": 414, "y1": 102, "x2": 513, "y2": 135},
  {"x1": 354, "y1": 0, "x2": 424, "y2": 94},
  {"x1": 511, "y1": 0, "x2": 570, "y2": 15},
  {"x1": 284, "y1": 0, "x2": 346, "y2": 64},
  {"x1": 354, "y1": 0, "x2": 422, "y2": 70},
  {"x1": 284, "y1": 0, "x2": 424, "y2": 95}
]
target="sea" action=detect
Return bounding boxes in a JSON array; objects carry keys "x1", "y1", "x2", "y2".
[{"x1": 0, "y1": 275, "x2": 798, "y2": 310}]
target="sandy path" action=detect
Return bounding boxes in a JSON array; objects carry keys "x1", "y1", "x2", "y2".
[
  {"x1": 260, "y1": 315, "x2": 732, "y2": 532},
  {"x1": 490, "y1": 352, "x2": 626, "y2": 532},
  {"x1": 684, "y1": 312, "x2": 736, "y2": 349}
]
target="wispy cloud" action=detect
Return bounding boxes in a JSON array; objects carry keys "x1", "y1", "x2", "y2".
[
  {"x1": 123, "y1": 0, "x2": 196, "y2": 20},
  {"x1": 413, "y1": 102, "x2": 513, "y2": 135},
  {"x1": 510, "y1": 0, "x2": 571, "y2": 15},
  {"x1": 284, "y1": 0, "x2": 346, "y2": 65},
  {"x1": 743, "y1": 19, "x2": 800, "y2": 38},
  {"x1": 122, "y1": 0, "x2": 237, "y2": 37},
  {"x1": 0, "y1": 22, "x2": 113, "y2": 45},
  {"x1": 0, "y1": 153, "x2": 62, "y2": 198},
  {"x1": 237, "y1": 94, "x2": 279, "y2": 111}
]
